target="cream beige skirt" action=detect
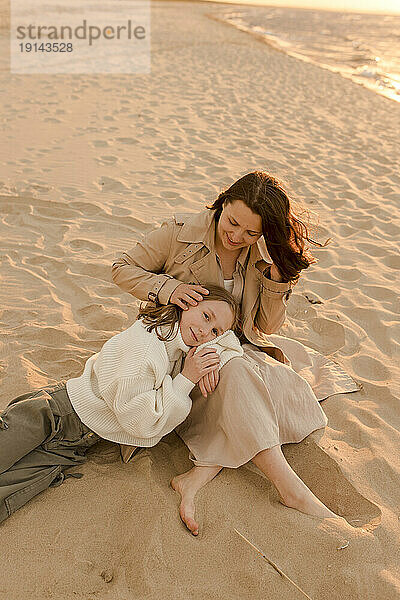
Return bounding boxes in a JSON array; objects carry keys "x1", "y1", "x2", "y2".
[{"x1": 175, "y1": 339, "x2": 359, "y2": 468}]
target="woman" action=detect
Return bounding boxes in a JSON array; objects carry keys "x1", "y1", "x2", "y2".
[
  {"x1": 112, "y1": 171, "x2": 358, "y2": 535},
  {"x1": 0, "y1": 285, "x2": 241, "y2": 523}
]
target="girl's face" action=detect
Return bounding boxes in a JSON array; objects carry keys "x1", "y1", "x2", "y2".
[
  {"x1": 216, "y1": 199, "x2": 262, "y2": 252},
  {"x1": 180, "y1": 300, "x2": 234, "y2": 347}
]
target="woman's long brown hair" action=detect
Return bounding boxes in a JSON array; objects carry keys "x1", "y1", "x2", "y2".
[
  {"x1": 138, "y1": 283, "x2": 241, "y2": 341},
  {"x1": 207, "y1": 171, "x2": 328, "y2": 284}
]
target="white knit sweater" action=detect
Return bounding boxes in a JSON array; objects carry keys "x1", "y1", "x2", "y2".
[{"x1": 66, "y1": 319, "x2": 243, "y2": 447}]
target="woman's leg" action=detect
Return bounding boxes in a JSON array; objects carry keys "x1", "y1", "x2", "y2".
[
  {"x1": 171, "y1": 466, "x2": 222, "y2": 535},
  {"x1": 173, "y1": 355, "x2": 333, "y2": 534},
  {"x1": 171, "y1": 443, "x2": 337, "y2": 535},
  {"x1": 252, "y1": 445, "x2": 337, "y2": 518}
]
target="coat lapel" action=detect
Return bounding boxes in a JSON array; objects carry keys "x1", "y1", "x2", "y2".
[
  {"x1": 189, "y1": 251, "x2": 223, "y2": 286},
  {"x1": 174, "y1": 210, "x2": 223, "y2": 286}
]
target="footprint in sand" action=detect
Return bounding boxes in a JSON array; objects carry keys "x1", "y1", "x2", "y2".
[
  {"x1": 382, "y1": 254, "x2": 400, "y2": 270},
  {"x1": 116, "y1": 137, "x2": 138, "y2": 145},
  {"x1": 26, "y1": 348, "x2": 83, "y2": 380},
  {"x1": 76, "y1": 304, "x2": 127, "y2": 332},
  {"x1": 287, "y1": 294, "x2": 317, "y2": 320},
  {"x1": 90, "y1": 140, "x2": 111, "y2": 148},
  {"x1": 95, "y1": 177, "x2": 130, "y2": 194},
  {"x1": 308, "y1": 282, "x2": 340, "y2": 300},
  {"x1": 310, "y1": 317, "x2": 346, "y2": 353},
  {"x1": 95, "y1": 155, "x2": 119, "y2": 166},
  {"x1": 69, "y1": 239, "x2": 103, "y2": 253},
  {"x1": 59, "y1": 186, "x2": 86, "y2": 197},
  {"x1": 331, "y1": 267, "x2": 362, "y2": 282},
  {"x1": 338, "y1": 224, "x2": 357, "y2": 238},
  {"x1": 352, "y1": 355, "x2": 390, "y2": 382},
  {"x1": 111, "y1": 207, "x2": 131, "y2": 217},
  {"x1": 69, "y1": 201, "x2": 105, "y2": 217},
  {"x1": 94, "y1": 285, "x2": 124, "y2": 298},
  {"x1": 358, "y1": 243, "x2": 389, "y2": 258},
  {"x1": 22, "y1": 326, "x2": 76, "y2": 346},
  {"x1": 360, "y1": 285, "x2": 397, "y2": 302}
]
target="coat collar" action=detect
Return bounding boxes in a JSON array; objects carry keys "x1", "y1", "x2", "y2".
[{"x1": 174, "y1": 209, "x2": 273, "y2": 265}]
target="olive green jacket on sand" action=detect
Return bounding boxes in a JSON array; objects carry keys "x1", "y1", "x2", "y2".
[{"x1": 111, "y1": 209, "x2": 293, "y2": 355}]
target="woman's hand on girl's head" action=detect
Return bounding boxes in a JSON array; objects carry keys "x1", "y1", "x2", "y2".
[
  {"x1": 170, "y1": 284, "x2": 209, "y2": 310},
  {"x1": 198, "y1": 368, "x2": 220, "y2": 398},
  {"x1": 181, "y1": 347, "x2": 220, "y2": 384}
]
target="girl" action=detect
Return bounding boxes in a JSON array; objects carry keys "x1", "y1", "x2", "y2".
[
  {"x1": 0, "y1": 285, "x2": 242, "y2": 524},
  {"x1": 112, "y1": 171, "x2": 359, "y2": 535}
]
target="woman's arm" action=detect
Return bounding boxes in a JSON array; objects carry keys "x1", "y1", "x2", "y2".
[
  {"x1": 111, "y1": 219, "x2": 183, "y2": 305},
  {"x1": 254, "y1": 262, "x2": 292, "y2": 334}
]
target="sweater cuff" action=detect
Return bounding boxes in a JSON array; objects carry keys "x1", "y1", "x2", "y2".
[{"x1": 172, "y1": 373, "x2": 195, "y2": 397}]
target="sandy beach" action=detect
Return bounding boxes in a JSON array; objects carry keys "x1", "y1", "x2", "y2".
[{"x1": 1, "y1": 1, "x2": 399, "y2": 598}]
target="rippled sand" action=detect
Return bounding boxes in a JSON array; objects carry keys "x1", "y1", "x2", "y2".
[{"x1": 0, "y1": 1, "x2": 399, "y2": 598}]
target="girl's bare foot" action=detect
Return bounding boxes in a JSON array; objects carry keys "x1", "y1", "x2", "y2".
[
  {"x1": 171, "y1": 466, "x2": 222, "y2": 536},
  {"x1": 171, "y1": 473, "x2": 199, "y2": 535}
]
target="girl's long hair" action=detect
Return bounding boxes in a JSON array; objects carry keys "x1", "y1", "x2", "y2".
[
  {"x1": 138, "y1": 283, "x2": 241, "y2": 341},
  {"x1": 207, "y1": 171, "x2": 329, "y2": 284}
]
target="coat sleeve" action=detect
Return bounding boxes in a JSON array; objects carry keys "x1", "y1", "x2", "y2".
[
  {"x1": 111, "y1": 218, "x2": 184, "y2": 304},
  {"x1": 253, "y1": 263, "x2": 292, "y2": 334},
  {"x1": 102, "y1": 372, "x2": 194, "y2": 440}
]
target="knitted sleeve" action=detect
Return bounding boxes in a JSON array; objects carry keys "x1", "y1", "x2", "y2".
[{"x1": 101, "y1": 371, "x2": 194, "y2": 440}]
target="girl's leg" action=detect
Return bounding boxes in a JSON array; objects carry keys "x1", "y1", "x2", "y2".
[
  {"x1": 171, "y1": 465, "x2": 222, "y2": 535},
  {"x1": 252, "y1": 445, "x2": 337, "y2": 518},
  {"x1": 0, "y1": 384, "x2": 99, "y2": 523},
  {"x1": 0, "y1": 388, "x2": 62, "y2": 522},
  {"x1": 0, "y1": 389, "x2": 55, "y2": 474}
]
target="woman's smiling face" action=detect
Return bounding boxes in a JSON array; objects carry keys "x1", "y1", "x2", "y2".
[
  {"x1": 179, "y1": 300, "x2": 234, "y2": 347},
  {"x1": 216, "y1": 199, "x2": 263, "y2": 252}
]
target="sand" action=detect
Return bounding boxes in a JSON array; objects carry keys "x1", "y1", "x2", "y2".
[{"x1": 0, "y1": 1, "x2": 399, "y2": 598}]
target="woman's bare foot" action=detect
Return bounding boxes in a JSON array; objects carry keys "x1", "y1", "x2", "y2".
[
  {"x1": 279, "y1": 487, "x2": 338, "y2": 519},
  {"x1": 171, "y1": 466, "x2": 222, "y2": 536},
  {"x1": 252, "y1": 445, "x2": 338, "y2": 520}
]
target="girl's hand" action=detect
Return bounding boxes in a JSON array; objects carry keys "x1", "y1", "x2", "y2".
[
  {"x1": 198, "y1": 368, "x2": 220, "y2": 398},
  {"x1": 170, "y1": 284, "x2": 209, "y2": 310},
  {"x1": 182, "y1": 347, "x2": 220, "y2": 384}
]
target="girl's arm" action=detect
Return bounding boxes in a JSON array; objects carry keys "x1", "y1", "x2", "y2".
[
  {"x1": 111, "y1": 218, "x2": 183, "y2": 305},
  {"x1": 104, "y1": 372, "x2": 195, "y2": 440}
]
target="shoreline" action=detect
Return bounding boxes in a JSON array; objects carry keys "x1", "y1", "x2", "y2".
[
  {"x1": 158, "y1": 0, "x2": 400, "y2": 17},
  {"x1": 203, "y1": 6, "x2": 400, "y2": 105}
]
